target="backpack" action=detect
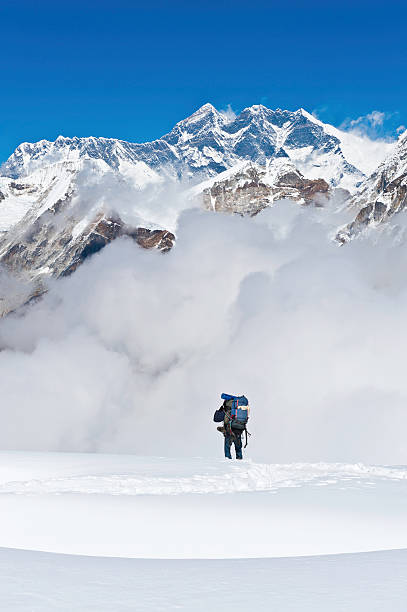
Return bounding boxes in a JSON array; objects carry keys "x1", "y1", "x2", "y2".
[{"x1": 221, "y1": 393, "x2": 249, "y2": 430}]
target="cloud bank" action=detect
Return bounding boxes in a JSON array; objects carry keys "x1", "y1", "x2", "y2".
[{"x1": 1, "y1": 200, "x2": 407, "y2": 464}]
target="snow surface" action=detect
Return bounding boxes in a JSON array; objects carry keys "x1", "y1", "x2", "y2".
[
  {"x1": 300, "y1": 109, "x2": 395, "y2": 177},
  {"x1": 1, "y1": 451, "x2": 407, "y2": 609},
  {"x1": 2, "y1": 547, "x2": 407, "y2": 612},
  {"x1": 1, "y1": 452, "x2": 407, "y2": 559}
]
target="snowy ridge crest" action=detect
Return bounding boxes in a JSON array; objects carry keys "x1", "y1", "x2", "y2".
[{"x1": 2, "y1": 103, "x2": 394, "y2": 191}]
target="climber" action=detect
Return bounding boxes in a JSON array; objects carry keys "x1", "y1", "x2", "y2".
[{"x1": 213, "y1": 393, "x2": 250, "y2": 460}]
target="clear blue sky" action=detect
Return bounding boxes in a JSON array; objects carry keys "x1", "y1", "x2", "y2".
[{"x1": 0, "y1": 0, "x2": 405, "y2": 162}]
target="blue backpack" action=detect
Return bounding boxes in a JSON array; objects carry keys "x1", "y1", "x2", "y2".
[{"x1": 221, "y1": 393, "x2": 249, "y2": 429}]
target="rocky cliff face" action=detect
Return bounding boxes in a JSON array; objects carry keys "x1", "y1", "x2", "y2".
[
  {"x1": 337, "y1": 131, "x2": 407, "y2": 243},
  {"x1": 202, "y1": 160, "x2": 331, "y2": 216},
  {"x1": 0, "y1": 204, "x2": 174, "y2": 279},
  {"x1": 0, "y1": 206, "x2": 174, "y2": 315}
]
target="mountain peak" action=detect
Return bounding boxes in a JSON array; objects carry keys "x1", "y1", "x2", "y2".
[
  {"x1": 196, "y1": 102, "x2": 217, "y2": 112},
  {"x1": 166, "y1": 103, "x2": 223, "y2": 134},
  {"x1": 399, "y1": 129, "x2": 407, "y2": 145},
  {"x1": 297, "y1": 108, "x2": 316, "y2": 121},
  {"x1": 248, "y1": 104, "x2": 269, "y2": 113},
  {"x1": 240, "y1": 104, "x2": 271, "y2": 117},
  {"x1": 188, "y1": 103, "x2": 220, "y2": 120}
]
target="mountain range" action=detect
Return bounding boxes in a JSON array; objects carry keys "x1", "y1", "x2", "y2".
[{"x1": 0, "y1": 103, "x2": 405, "y2": 314}]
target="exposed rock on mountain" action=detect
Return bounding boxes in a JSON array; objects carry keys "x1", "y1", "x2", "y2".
[
  {"x1": 0, "y1": 207, "x2": 174, "y2": 281},
  {"x1": 337, "y1": 131, "x2": 407, "y2": 243},
  {"x1": 202, "y1": 161, "x2": 330, "y2": 216},
  {"x1": 0, "y1": 206, "x2": 174, "y2": 316},
  {"x1": 60, "y1": 218, "x2": 175, "y2": 277}
]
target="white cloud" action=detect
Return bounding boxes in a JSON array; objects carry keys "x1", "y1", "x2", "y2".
[
  {"x1": 340, "y1": 110, "x2": 398, "y2": 141},
  {"x1": 219, "y1": 104, "x2": 237, "y2": 123},
  {"x1": 352, "y1": 110, "x2": 385, "y2": 128},
  {"x1": 2, "y1": 197, "x2": 407, "y2": 464}
]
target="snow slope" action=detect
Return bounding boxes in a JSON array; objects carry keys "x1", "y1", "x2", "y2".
[
  {"x1": 2, "y1": 547, "x2": 407, "y2": 612},
  {"x1": 300, "y1": 109, "x2": 395, "y2": 177},
  {"x1": 337, "y1": 129, "x2": 407, "y2": 241}
]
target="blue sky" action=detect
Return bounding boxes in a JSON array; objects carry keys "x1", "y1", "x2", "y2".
[{"x1": 0, "y1": 0, "x2": 405, "y2": 162}]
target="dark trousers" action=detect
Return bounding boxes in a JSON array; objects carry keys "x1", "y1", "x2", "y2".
[{"x1": 225, "y1": 429, "x2": 243, "y2": 460}]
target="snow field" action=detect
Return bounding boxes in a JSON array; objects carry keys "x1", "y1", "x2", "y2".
[
  {"x1": 1, "y1": 452, "x2": 407, "y2": 610},
  {"x1": 1, "y1": 452, "x2": 407, "y2": 558},
  {"x1": 1, "y1": 547, "x2": 407, "y2": 611}
]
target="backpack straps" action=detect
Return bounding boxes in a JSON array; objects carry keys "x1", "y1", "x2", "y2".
[
  {"x1": 224, "y1": 408, "x2": 233, "y2": 438},
  {"x1": 244, "y1": 426, "x2": 252, "y2": 448}
]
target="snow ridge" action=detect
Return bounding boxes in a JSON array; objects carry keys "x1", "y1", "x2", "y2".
[{"x1": 2, "y1": 103, "x2": 393, "y2": 191}]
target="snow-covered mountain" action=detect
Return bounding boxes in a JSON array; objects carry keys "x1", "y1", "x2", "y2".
[
  {"x1": 0, "y1": 103, "x2": 398, "y2": 314},
  {"x1": 0, "y1": 155, "x2": 174, "y2": 316},
  {"x1": 3, "y1": 103, "x2": 392, "y2": 192},
  {"x1": 0, "y1": 103, "x2": 395, "y2": 238},
  {"x1": 337, "y1": 130, "x2": 407, "y2": 242}
]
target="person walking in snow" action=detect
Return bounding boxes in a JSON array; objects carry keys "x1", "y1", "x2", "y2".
[{"x1": 213, "y1": 394, "x2": 250, "y2": 460}]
